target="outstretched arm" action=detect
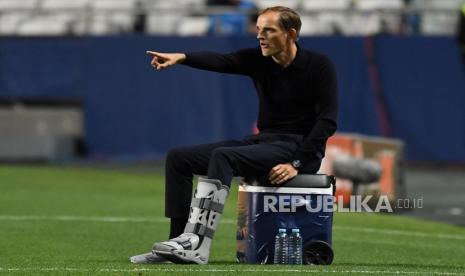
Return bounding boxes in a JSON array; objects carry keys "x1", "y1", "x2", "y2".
[
  {"x1": 147, "y1": 48, "x2": 259, "y2": 76},
  {"x1": 146, "y1": 51, "x2": 186, "y2": 70}
]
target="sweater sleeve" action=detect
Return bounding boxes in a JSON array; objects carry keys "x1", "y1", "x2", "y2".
[
  {"x1": 293, "y1": 55, "x2": 338, "y2": 168},
  {"x1": 181, "y1": 48, "x2": 259, "y2": 76}
]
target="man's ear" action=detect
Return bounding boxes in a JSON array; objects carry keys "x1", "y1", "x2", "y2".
[{"x1": 289, "y1": 28, "x2": 298, "y2": 42}]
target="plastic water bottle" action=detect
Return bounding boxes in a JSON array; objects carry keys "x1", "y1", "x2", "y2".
[
  {"x1": 273, "y1": 228, "x2": 288, "y2": 264},
  {"x1": 288, "y1": 228, "x2": 303, "y2": 264}
]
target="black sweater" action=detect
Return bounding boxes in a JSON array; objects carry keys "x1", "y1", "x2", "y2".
[{"x1": 182, "y1": 44, "x2": 338, "y2": 167}]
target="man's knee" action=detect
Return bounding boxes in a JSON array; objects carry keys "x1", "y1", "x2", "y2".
[
  {"x1": 210, "y1": 147, "x2": 234, "y2": 162},
  {"x1": 166, "y1": 148, "x2": 182, "y2": 163},
  {"x1": 166, "y1": 148, "x2": 192, "y2": 169}
]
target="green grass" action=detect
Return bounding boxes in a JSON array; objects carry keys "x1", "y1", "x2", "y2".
[{"x1": 0, "y1": 165, "x2": 465, "y2": 275}]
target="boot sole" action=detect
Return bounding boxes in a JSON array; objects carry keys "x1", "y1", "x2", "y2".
[
  {"x1": 153, "y1": 250, "x2": 197, "y2": 264},
  {"x1": 153, "y1": 242, "x2": 198, "y2": 264}
]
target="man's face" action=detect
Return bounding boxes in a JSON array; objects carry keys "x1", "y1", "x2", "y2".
[{"x1": 256, "y1": 11, "x2": 289, "y2": 57}]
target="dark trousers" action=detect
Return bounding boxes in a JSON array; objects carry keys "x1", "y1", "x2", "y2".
[{"x1": 164, "y1": 133, "x2": 322, "y2": 219}]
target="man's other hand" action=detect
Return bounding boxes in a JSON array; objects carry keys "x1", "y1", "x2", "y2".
[
  {"x1": 268, "y1": 163, "x2": 297, "y2": 185},
  {"x1": 146, "y1": 51, "x2": 186, "y2": 70}
]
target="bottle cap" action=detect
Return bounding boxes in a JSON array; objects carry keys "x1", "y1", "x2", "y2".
[
  {"x1": 278, "y1": 228, "x2": 287, "y2": 233},
  {"x1": 292, "y1": 229, "x2": 300, "y2": 233}
]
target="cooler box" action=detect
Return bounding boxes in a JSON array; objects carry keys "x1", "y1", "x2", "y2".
[{"x1": 236, "y1": 174, "x2": 335, "y2": 264}]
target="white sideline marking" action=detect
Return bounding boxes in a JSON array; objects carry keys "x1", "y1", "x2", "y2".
[
  {"x1": 334, "y1": 225, "x2": 465, "y2": 241},
  {"x1": 0, "y1": 267, "x2": 464, "y2": 275},
  {"x1": 0, "y1": 215, "x2": 235, "y2": 225},
  {"x1": 1, "y1": 214, "x2": 465, "y2": 241},
  {"x1": 0, "y1": 215, "x2": 169, "y2": 223},
  {"x1": 341, "y1": 237, "x2": 450, "y2": 249}
]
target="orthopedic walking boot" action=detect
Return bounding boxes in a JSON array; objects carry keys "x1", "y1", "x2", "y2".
[
  {"x1": 129, "y1": 252, "x2": 171, "y2": 264},
  {"x1": 152, "y1": 177, "x2": 229, "y2": 264}
]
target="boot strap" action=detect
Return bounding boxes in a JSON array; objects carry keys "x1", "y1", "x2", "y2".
[
  {"x1": 184, "y1": 223, "x2": 215, "y2": 239},
  {"x1": 190, "y1": 198, "x2": 224, "y2": 214}
]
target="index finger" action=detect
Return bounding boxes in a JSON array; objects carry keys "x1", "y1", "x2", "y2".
[{"x1": 146, "y1": 51, "x2": 162, "y2": 57}]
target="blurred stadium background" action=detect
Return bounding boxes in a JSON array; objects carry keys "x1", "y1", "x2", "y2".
[{"x1": 0, "y1": 0, "x2": 465, "y2": 274}]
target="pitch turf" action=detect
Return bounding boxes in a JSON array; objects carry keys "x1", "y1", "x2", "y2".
[{"x1": 0, "y1": 165, "x2": 464, "y2": 275}]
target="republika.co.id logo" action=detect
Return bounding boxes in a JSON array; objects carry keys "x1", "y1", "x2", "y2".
[{"x1": 263, "y1": 195, "x2": 423, "y2": 213}]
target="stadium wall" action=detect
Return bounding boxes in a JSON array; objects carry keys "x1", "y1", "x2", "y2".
[{"x1": 0, "y1": 36, "x2": 463, "y2": 162}]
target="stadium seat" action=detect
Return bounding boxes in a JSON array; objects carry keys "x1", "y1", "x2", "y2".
[
  {"x1": 37, "y1": 0, "x2": 90, "y2": 35},
  {"x1": 253, "y1": 0, "x2": 301, "y2": 10},
  {"x1": 41, "y1": 0, "x2": 90, "y2": 10},
  {"x1": 145, "y1": 0, "x2": 195, "y2": 35},
  {"x1": 0, "y1": 0, "x2": 37, "y2": 10},
  {"x1": 88, "y1": 13, "x2": 111, "y2": 35},
  {"x1": 300, "y1": 0, "x2": 352, "y2": 35},
  {"x1": 0, "y1": 0, "x2": 460, "y2": 36},
  {"x1": 84, "y1": 0, "x2": 138, "y2": 34},
  {"x1": 87, "y1": 12, "x2": 135, "y2": 34},
  {"x1": 350, "y1": 0, "x2": 404, "y2": 35},
  {"x1": 16, "y1": 14, "x2": 74, "y2": 35},
  {"x1": 92, "y1": 0, "x2": 137, "y2": 10},
  {"x1": 325, "y1": 13, "x2": 353, "y2": 35},
  {"x1": 347, "y1": 12, "x2": 383, "y2": 35},
  {"x1": 301, "y1": 0, "x2": 351, "y2": 11},
  {"x1": 0, "y1": 12, "x2": 28, "y2": 35},
  {"x1": 420, "y1": 11, "x2": 460, "y2": 35},
  {"x1": 412, "y1": 0, "x2": 464, "y2": 9},
  {"x1": 299, "y1": 15, "x2": 320, "y2": 35},
  {"x1": 146, "y1": 13, "x2": 184, "y2": 34},
  {"x1": 150, "y1": 0, "x2": 200, "y2": 10},
  {"x1": 355, "y1": 0, "x2": 404, "y2": 11},
  {"x1": 177, "y1": 16, "x2": 210, "y2": 36},
  {"x1": 303, "y1": 13, "x2": 351, "y2": 35},
  {"x1": 412, "y1": 0, "x2": 462, "y2": 35}
]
